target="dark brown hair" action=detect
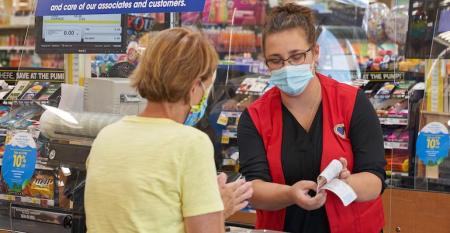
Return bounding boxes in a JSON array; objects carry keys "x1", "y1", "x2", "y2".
[{"x1": 263, "y1": 3, "x2": 317, "y2": 51}]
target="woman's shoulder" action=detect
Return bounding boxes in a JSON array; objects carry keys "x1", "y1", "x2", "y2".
[
  {"x1": 318, "y1": 73, "x2": 358, "y2": 91},
  {"x1": 318, "y1": 74, "x2": 359, "y2": 103},
  {"x1": 180, "y1": 125, "x2": 212, "y2": 142}
]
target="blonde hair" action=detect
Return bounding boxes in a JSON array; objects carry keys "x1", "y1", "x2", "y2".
[{"x1": 131, "y1": 27, "x2": 218, "y2": 103}]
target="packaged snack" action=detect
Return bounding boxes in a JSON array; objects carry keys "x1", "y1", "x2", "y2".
[
  {"x1": 23, "y1": 173, "x2": 54, "y2": 200},
  {"x1": 387, "y1": 129, "x2": 402, "y2": 142},
  {"x1": 376, "y1": 109, "x2": 389, "y2": 117},
  {"x1": 237, "y1": 77, "x2": 269, "y2": 95},
  {"x1": 37, "y1": 83, "x2": 61, "y2": 101},
  {"x1": 0, "y1": 105, "x2": 43, "y2": 129},
  {"x1": 0, "y1": 105, "x2": 10, "y2": 117},
  {"x1": 383, "y1": 128, "x2": 395, "y2": 141},
  {"x1": 6, "y1": 81, "x2": 30, "y2": 101},
  {"x1": 386, "y1": 155, "x2": 409, "y2": 173},
  {"x1": 21, "y1": 82, "x2": 49, "y2": 100},
  {"x1": 387, "y1": 101, "x2": 409, "y2": 118},
  {"x1": 398, "y1": 131, "x2": 409, "y2": 142},
  {"x1": 375, "y1": 82, "x2": 396, "y2": 99}
]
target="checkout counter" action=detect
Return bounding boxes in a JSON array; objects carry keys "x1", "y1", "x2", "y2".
[{"x1": 5, "y1": 77, "x2": 266, "y2": 233}]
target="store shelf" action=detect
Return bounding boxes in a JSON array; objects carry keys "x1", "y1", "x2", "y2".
[
  {"x1": 2, "y1": 99, "x2": 52, "y2": 106},
  {"x1": 0, "y1": 46, "x2": 35, "y2": 51},
  {"x1": 0, "y1": 158, "x2": 53, "y2": 171},
  {"x1": 235, "y1": 91, "x2": 265, "y2": 96},
  {"x1": 0, "y1": 194, "x2": 54, "y2": 207},
  {"x1": 387, "y1": 171, "x2": 409, "y2": 177},
  {"x1": 421, "y1": 111, "x2": 450, "y2": 117},
  {"x1": 0, "y1": 25, "x2": 34, "y2": 30},
  {"x1": 379, "y1": 117, "x2": 408, "y2": 126},
  {"x1": 384, "y1": 141, "x2": 409, "y2": 150}
]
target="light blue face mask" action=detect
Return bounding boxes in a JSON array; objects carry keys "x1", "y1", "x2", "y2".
[
  {"x1": 184, "y1": 82, "x2": 210, "y2": 126},
  {"x1": 269, "y1": 64, "x2": 314, "y2": 96}
]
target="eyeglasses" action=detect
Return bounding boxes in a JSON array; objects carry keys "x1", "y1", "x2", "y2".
[{"x1": 265, "y1": 47, "x2": 313, "y2": 70}]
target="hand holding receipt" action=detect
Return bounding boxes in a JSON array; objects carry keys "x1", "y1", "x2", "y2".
[{"x1": 317, "y1": 159, "x2": 357, "y2": 206}]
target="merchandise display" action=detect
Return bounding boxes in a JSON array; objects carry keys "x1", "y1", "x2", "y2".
[
  {"x1": 220, "y1": 55, "x2": 269, "y2": 75},
  {"x1": 405, "y1": 0, "x2": 450, "y2": 59},
  {"x1": 0, "y1": 0, "x2": 63, "y2": 69},
  {"x1": 202, "y1": 27, "x2": 261, "y2": 54},
  {"x1": 2, "y1": 81, "x2": 60, "y2": 105},
  {"x1": 182, "y1": 0, "x2": 266, "y2": 26},
  {"x1": 6, "y1": 80, "x2": 30, "y2": 101},
  {"x1": 0, "y1": 105, "x2": 42, "y2": 129},
  {"x1": 21, "y1": 171, "x2": 55, "y2": 200},
  {"x1": 20, "y1": 81, "x2": 48, "y2": 100},
  {"x1": 384, "y1": 4, "x2": 409, "y2": 45},
  {"x1": 0, "y1": 69, "x2": 71, "y2": 232},
  {"x1": 198, "y1": 3, "x2": 448, "y2": 200},
  {"x1": 0, "y1": 0, "x2": 446, "y2": 232},
  {"x1": 37, "y1": 83, "x2": 60, "y2": 101},
  {"x1": 365, "y1": 2, "x2": 390, "y2": 43},
  {"x1": 236, "y1": 77, "x2": 270, "y2": 95}
]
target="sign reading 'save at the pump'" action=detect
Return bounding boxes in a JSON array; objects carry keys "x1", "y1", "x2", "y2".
[{"x1": 36, "y1": 0, "x2": 206, "y2": 16}]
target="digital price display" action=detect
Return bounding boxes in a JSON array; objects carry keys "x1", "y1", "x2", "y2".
[{"x1": 36, "y1": 14, "x2": 127, "y2": 54}]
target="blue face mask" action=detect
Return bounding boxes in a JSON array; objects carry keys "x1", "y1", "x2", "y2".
[
  {"x1": 269, "y1": 64, "x2": 314, "y2": 96},
  {"x1": 184, "y1": 83, "x2": 209, "y2": 126}
]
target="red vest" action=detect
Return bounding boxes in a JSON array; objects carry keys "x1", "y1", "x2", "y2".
[{"x1": 247, "y1": 74, "x2": 384, "y2": 233}]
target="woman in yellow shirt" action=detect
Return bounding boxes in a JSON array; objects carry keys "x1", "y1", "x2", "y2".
[{"x1": 85, "y1": 27, "x2": 251, "y2": 233}]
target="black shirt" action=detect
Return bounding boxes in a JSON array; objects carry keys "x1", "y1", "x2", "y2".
[{"x1": 237, "y1": 90, "x2": 386, "y2": 233}]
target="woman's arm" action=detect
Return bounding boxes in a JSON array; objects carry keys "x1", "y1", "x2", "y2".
[
  {"x1": 249, "y1": 180, "x2": 293, "y2": 210},
  {"x1": 184, "y1": 212, "x2": 224, "y2": 233},
  {"x1": 339, "y1": 158, "x2": 383, "y2": 201},
  {"x1": 346, "y1": 90, "x2": 387, "y2": 201},
  {"x1": 347, "y1": 172, "x2": 382, "y2": 201},
  {"x1": 250, "y1": 179, "x2": 326, "y2": 211},
  {"x1": 238, "y1": 110, "x2": 326, "y2": 211},
  {"x1": 238, "y1": 110, "x2": 289, "y2": 211},
  {"x1": 181, "y1": 134, "x2": 225, "y2": 230}
]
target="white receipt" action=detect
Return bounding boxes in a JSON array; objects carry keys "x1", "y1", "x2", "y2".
[
  {"x1": 317, "y1": 159, "x2": 357, "y2": 206},
  {"x1": 318, "y1": 159, "x2": 343, "y2": 183},
  {"x1": 322, "y1": 179, "x2": 357, "y2": 206}
]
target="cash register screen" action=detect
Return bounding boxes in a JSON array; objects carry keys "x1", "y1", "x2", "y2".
[{"x1": 35, "y1": 14, "x2": 127, "y2": 54}]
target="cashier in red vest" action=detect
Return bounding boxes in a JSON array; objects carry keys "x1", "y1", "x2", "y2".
[{"x1": 237, "y1": 3, "x2": 386, "y2": 233}]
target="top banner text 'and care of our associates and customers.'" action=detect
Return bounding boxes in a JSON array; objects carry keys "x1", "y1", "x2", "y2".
[{"x1": 36, "y1": 0, "x2": 206, "y2": 16}]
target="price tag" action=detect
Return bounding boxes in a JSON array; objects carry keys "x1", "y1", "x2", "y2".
[
  {"x1": 221, "y1": 135, "x2": 230, "y2": 144},
  {"x1": 217, "y1": 113, "x2": 229, "y2": 126},
  {"x1": 31, "y1": 198, "x2": 40, "y2": 204},
  {"x1": 6, "y1": 195, "x2": 15, "y2": 201}
]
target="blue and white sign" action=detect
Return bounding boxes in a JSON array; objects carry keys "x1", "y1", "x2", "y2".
[
  {"x1": 416, "y1": 122, "x2": 450, "y2": 166},
  {"x1": 2, "y1": 132, "x2": 37, "y2": 192},
  {"x1": 36, "y1": 0, "x2": 206, "y2": 16}
]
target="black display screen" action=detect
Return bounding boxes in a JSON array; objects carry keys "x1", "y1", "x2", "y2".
[{"x1": 35, "y1": 14, "x2": 127, "y2": 54}]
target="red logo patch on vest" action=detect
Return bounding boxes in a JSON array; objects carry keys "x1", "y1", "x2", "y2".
[{"x1": 334, "y1": 124, "x2": 346, "y2": 139}]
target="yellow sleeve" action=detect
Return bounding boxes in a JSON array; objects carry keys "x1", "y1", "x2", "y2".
[{"x1": 180, "y1": 133, "x2": 224, "y2": 217}]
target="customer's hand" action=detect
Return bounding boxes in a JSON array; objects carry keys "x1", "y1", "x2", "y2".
[
  {"x1": 290, "y1": 180, "x2": 327, "y2": 211},
  {"x1": 338, "y1": 157, "x2": 351, "y2": 182},
  {"x1": 217, "y1": 173, "x2": 253, "y2": 219}
]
